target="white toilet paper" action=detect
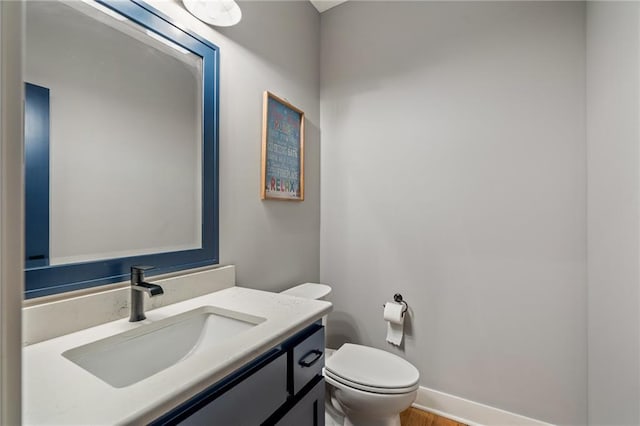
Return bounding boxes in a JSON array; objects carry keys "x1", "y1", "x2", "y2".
[{"x1": 384, "y1": 301, "x2": 405, "y2": 346}]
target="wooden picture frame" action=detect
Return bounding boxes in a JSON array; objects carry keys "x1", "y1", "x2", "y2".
[{"x1": 261, "y1": 91, "x2": 305, "y2": 201}]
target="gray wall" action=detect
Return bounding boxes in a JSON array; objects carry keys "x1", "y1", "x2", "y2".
[
  {"x1": 320, "y1": 2, "x2": 587, "y2": 424},
  {"x1": 586, "y1": 3, "x2": 640, "y2": 425},
  {"x1": 17, "y1": 1, "x2": 640, "y2": 423},
  {"x1": 149, "y1": 0, "x2": 321, "y2": 291}
]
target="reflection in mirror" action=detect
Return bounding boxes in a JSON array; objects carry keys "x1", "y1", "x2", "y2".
[{"x1": 24, "y1": 0, "x2": 219, "y2": 298}]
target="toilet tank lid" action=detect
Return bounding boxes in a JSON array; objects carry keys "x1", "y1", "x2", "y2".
[{"x1": 280, "y1": 283, "x2": 332, "y2": 300}]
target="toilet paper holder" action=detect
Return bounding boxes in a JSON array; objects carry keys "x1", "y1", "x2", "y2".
[{"x1": 383, "y1": 293, "x2": 409, "y2": 317}]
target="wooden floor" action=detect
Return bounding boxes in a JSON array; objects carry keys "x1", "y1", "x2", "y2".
[{"x1": 400, "y1": 407, "x2": 467, "y2": 426}]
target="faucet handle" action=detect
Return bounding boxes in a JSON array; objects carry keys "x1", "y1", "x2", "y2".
[
  {"x1": 131, "y1": 265, "x2": 155, "y2": 283},
  {"x1": 131, "y1": 265, "x2": 155, "y2": 273}
]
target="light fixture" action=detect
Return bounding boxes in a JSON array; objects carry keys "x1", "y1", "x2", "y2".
[{"x1": 182, "y1": 0, "x2": 242, "y2": 27}]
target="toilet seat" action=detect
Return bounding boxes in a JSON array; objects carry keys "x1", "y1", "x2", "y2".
[
  {"x1": 324, "y1": 368, "x2": 419, "y2": 395},
  {"x1": 324, "y1": 344, "x2": 419, "y2": 395}
]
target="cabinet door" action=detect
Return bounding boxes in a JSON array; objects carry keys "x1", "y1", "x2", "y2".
[
  {"x1": 291, "y1": 326, "x2": 324, "y2": 395},
  {"x1": 275, "y1": 378, "x2": 325, "y2": 426},
  {"x1": 180, "y1": 354, "x2": 288, "y2": 426}
]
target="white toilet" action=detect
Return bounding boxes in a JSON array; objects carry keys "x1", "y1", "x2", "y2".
[{"x1": 281, "y1": 283, "x2": 420, "y2": 426}]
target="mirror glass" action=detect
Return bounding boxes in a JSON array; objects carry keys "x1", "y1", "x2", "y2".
[{"x1": 24, "y1": 0, "x2": 219, "y2": 298}]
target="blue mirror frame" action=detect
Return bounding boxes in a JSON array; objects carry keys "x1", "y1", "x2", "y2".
[{"x1": 24, "y1": 0, "x2": 219, "y2": 299}]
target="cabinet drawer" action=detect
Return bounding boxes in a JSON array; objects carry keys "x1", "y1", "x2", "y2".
[
  {"x1": 180, "y1": 353, "x2": 288, "y2": 426},
  {"x1": 291, "y1": 326, "x2": 324, "y2": 395},
  {"x1": 275, "y1": 377, "x2": 325, "y2": 426}
]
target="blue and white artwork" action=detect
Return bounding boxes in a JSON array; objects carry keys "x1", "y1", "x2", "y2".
[{"x1": 264, "y1": 95, "x2": 303, "y2": 200}]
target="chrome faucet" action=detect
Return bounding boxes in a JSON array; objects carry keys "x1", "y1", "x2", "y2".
[{"x1": 129, "y1": 265, "x2": 164, "y2": 322}]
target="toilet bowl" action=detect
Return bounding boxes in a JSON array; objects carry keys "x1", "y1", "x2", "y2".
[
  {"x1": 280, "y1": 284, "x2": 420, "y2": 426},
  {"x1": 324, "y1": 343, "x2": 419, "y2": 426}
]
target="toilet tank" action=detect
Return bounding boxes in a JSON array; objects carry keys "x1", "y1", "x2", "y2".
[
  {"x1": 280, "y1": 283, "x2": 331, "y2": 300},
  {"x1": 281, "y1": 283, "x2": 332, "y2": 327}
]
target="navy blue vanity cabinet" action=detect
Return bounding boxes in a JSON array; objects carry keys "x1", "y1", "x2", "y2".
[
  {"x1": 266, "y1": 323, "x2": 326, "y2": 426},
  {"x1": 180, "y1": 352, "x2": 288, "y2": 425},
  {"x1": 273, "y1": 377, "x2": 325, "y2": 426},
  {"x1": 152, "y1": 323, "x2": 325, "y2": 426}
]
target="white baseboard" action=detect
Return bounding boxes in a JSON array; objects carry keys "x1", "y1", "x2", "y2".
[{"x1": 413, "y1": 386, "x2": 554, "y2": 426}]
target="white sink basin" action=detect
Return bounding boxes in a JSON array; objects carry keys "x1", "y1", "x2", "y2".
[{"x1": 62, "y1": 306, "x2": 265, "y2": 388}]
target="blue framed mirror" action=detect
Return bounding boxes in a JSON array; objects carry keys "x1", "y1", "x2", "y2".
[{"x1": 24, "y1": 0, "x2": 219, "y2": 298}]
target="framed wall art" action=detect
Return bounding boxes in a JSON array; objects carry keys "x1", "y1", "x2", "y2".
[{"x1": 261, "y1": 91, "x2": 304, "y2": 201}]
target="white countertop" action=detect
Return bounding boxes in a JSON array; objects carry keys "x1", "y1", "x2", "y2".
[{"x1": 23, "y1": 286, "x2": 332, "y2": 425}]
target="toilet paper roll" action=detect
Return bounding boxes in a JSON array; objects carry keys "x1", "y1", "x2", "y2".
[
  {"x1": 384, "y1": 302, "x2": 405, "y2": 346},
  {"x1": 383, "y1": 301, "x2": 404, "y2": 324}
]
